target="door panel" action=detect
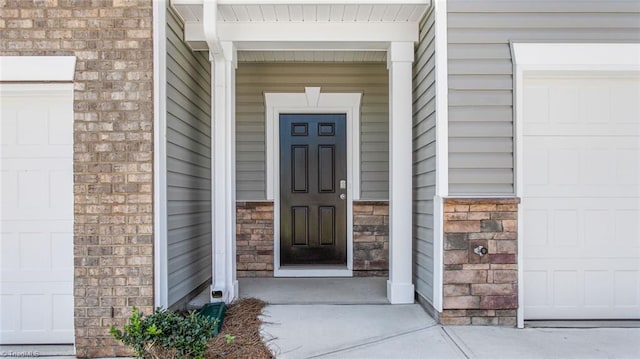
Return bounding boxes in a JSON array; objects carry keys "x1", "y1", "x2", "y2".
[
  {"x1": 523, "y1": 76, "x2": 640, "y2": 319},
  {"x1": 280, "y1": 114, "x2": 347, "y2": 265},
  {"x1": 0, "y1": 86, "x2": 74, "y2": 343}
]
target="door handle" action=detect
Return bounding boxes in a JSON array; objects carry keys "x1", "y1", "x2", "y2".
[{"x1": 339, "y1": 194, "x2": 346, "y2": 200}]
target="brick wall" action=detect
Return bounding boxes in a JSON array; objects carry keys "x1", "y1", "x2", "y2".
[
  {"x1": 0, "y1": 1, "x2": 154, "y2": 356},
  {"x1": 237, "y1": 202, "x2": 274, "y2": 277},
  {"x1": 441, "y1": 198, "x2": 520, "y2": 326},
  {"x1": 353, "y1": 201, "x2": 389, "y2": 276}
]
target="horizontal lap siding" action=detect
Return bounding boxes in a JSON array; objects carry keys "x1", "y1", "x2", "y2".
[
  {"x1": 166, "y1": 8, "x2": 212, "y2": 307},
  {"x1": 236, "y1": 63, "x2": 389, "y2": 200},
  {"x1": 447, "y1": 0, "x2": 640, "y2": 195},
  {"x1": 413, "y1": 7, "x2": 437, "y2": 305}
]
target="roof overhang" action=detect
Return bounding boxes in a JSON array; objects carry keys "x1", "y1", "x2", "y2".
[{"x1": 171, "y1": 0, "x2": 430, "y2": 54}]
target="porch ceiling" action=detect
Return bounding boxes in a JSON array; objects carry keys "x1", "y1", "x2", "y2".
[
  {"x1": 172, "y1": 2, "x2": 429, "y2": 23},
  {"x1": 170, "y1": 1, "x2": 430, "y2": 52}
]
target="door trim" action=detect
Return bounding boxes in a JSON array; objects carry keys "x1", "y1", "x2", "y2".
[{"x1": 265, "y1": 88, "x2": 361, "y2": 277}]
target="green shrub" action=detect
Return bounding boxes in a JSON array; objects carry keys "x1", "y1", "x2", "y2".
[{"x1": 110, "y1": 307, "x2": 218, "y2": 359}]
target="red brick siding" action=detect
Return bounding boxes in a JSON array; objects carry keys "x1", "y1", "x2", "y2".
[
  {"x1": 441, "y1": 198, "x2": 520, "y2": 326},
  {"x1": 1, "y1": 1, "x2": 154, "y2": 356}
]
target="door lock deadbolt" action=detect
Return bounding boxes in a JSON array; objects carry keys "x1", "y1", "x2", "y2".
[
  {"x1": 339, "y1": 194, "x2": 346, "y2": 200},
  {"x1": 474, "y1": 246, "x2": 488, "y2": 256}
]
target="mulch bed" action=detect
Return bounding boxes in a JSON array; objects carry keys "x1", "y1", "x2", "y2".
[{"x1": 206, "y1": 298, "x2": 275, "y2": 359}]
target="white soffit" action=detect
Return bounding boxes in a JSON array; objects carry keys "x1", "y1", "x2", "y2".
[
  {"x1": 173, "y1": 2, "x2": 429, "y2": 22},
  {"x1": 172, "y1": 1, "x2": 429, "y2": 51}
]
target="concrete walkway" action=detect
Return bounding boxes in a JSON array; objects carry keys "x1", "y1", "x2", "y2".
[{"x1": 261, "y1": 304, "x2": 640, "y2": 359}]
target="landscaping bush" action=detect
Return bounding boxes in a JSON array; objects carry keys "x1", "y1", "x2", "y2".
[{"x1": 110, "y1": 307, "x2": 218, "y2": 359}]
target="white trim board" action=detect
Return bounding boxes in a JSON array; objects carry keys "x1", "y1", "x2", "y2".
[
  {"x1": 0, "y1": 56, "x2": 76, "y2": 82},
  {"x1": 153, "y1": 0, "x2": 169, "y2": 309},
  {"x1": 431, "y1": 0, "x2": 449, "y2": 313},
  {"x1": 265, "y1": 87, "x2": 361, "y2": 277},
  {"x1": 511, "y1": 42, "x2": 640, "y2": 329}
]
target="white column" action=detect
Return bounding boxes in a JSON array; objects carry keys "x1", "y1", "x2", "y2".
[
  {"x1": 211, "y1": 42, "x2": 238, "y2": 302},
  {"x1": 387, "y1": 42, "x2": 416, "y2": 304}
]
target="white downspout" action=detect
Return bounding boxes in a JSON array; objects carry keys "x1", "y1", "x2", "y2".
[{"x1": 204, "y1": 0, "x2": 238, "y2": 303}]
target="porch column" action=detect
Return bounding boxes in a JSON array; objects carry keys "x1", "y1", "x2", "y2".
[
  {"x1": 211, "y1": 42, "x2": 238, "y2": 302},
  {"x1": 387, "y1": 42, "x2": 415, "y2": 304}
]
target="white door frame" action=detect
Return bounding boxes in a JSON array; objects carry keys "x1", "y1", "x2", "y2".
[
  {"x1": 512, "y1": 42, "x2": 640, "y2": 328},
  {"x1": 265, "y1": 88, "x2": 361, "y2": 277}
]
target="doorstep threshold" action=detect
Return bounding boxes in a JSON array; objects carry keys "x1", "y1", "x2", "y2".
[{"x1": 275, "y1": 265, "x2": 352, "y2": 277}]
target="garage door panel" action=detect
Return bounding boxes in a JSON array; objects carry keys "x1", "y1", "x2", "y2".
[
  {"x1": 523, "y1": 74, "x2": 640, "y2": 320},
  {"x1": 0, "y1": 286, "x2": 74, "y2": 344},
  {"x1": 524, "y1": 261, "x2": 640, "y2": 320},
  {"x1": 2, "y1": 171, "x2": 73, "y2": 220},
  {"x1": 616, "y1": 148, "x2": 639, "y2": 185},
  {"x1": 524, "y1": 198, "x2": 639, "y2": 258},
  {"x1": 611, "y1": 83, "x2": 640, "y2": 124},
  {"x1": 524, "y1": 76, "x2": 640, "y2": 133},
  {"x1": 1, "y1": 222, "x2": 73, "y2": 280},
  {"x1": 524, "y1": 136, "x2": 640, "y2": 197},
  {"x1": 0, "y1": 84, "x2": 73, "y2": 344}
]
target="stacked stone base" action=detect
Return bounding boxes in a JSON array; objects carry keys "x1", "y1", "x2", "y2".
[
  {"x1": 441, "y1": 198, "x2": 520, "y2": 326},
  {"x1": 236, "y1": 202, "x2": 274, "y2": 277},
  {"x1": 353, "y1": 201, "x2": 389, "y2": 276}
]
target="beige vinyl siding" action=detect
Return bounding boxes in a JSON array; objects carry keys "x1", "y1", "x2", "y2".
[
  {"x1": 166, "y1": 8, "x2": 212, "y2": 307},
  {"x1": 236, "y1": 63, "x2": 389, "y2": 200},
  {"x1": 447, "y1": 0, "x2": 640, "y2": 194},
  {"x1": 413, "y1": 7, "x2": 437, "y2": 305}
]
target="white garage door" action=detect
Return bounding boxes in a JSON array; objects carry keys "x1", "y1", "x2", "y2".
[
  {"x1": 0, "y1": 84, "x2": 74, "y2": 343},
  {"x1": 522, "y1": 74, "x2": 640, "y2": 320}
]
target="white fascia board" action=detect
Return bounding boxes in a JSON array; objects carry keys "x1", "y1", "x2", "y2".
[
  {"x1": 217, "y1": 22, "x2": 419, "y2": 43},
  {"x1": 234, "y1": 41, "x2": 390, "y2": 51},
  {"x1": 0, "y1": 56, "x2": 76, "y2": 82},
  {"x1": 172, "y1": 0, "x2": 203, "y2": 5},
  {"x1": 185, "y1": 19, "x2": 390, "y2": 50}
]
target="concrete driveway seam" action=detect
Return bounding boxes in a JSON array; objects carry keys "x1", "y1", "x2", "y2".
[
  {"x1": 441, "y1": 327, "x2": 472, "y2": 359},
  {"x1": 262, "y1": 324, "x2": 440, "y2": 359},
  {"x1": 303, "y1": 325, "x2": 440, "y2": 359}
]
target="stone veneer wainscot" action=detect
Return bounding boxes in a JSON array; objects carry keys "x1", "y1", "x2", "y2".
[
  {"x1": 440, "y1": 198, "x2": 520, "y2": 326},
  {"x1": 353, "y1": 201, "x2": 389, "y2": 276},
  {"x1": 236, "y1": 202, "x2": 275, "y2": 277}
]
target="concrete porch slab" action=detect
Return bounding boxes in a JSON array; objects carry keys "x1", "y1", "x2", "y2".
[
  {"x1": 261, "y1": 304, "x2": 440, "y2": 359},
  {"x1": 239, "y1": 277, "x2": 388, "y2": 304}
]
